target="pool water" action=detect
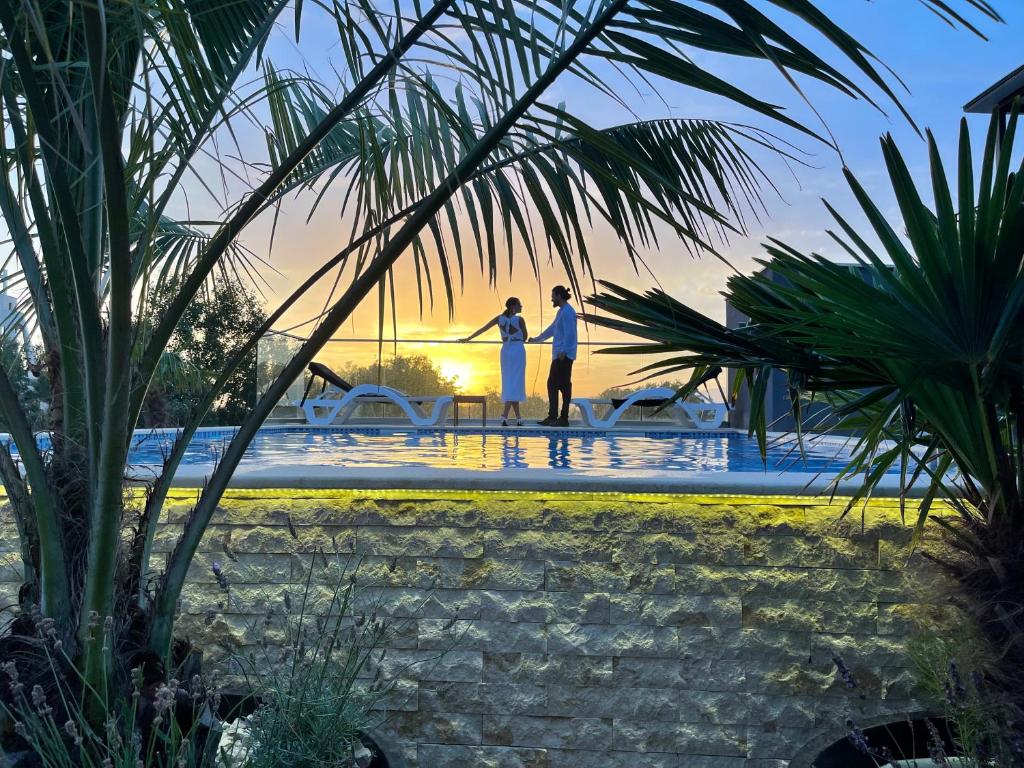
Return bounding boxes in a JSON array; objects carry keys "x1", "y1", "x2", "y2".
[{"x1": 107, "y1": 427, "x2": 877, "y2": 474}]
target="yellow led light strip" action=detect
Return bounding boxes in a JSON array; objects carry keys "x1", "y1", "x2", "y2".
[
  {"x1": 0, "y1": 486, "x2": 932, "y2": 509},
  {"x1": 157, "y1": 486, "x2": 910, "y2": 508}
]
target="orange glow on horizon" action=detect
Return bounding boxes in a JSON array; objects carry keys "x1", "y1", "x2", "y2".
[{"x1": 437, "y1": 358, "x2": 479, "y2": 392}]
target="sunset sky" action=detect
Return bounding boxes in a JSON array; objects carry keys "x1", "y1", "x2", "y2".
[{"x1": 239, "y1": 2, "x2": 1024, "y2": 396}]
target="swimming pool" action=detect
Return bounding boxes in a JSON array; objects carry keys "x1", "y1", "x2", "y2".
[{"x1": 106, "y1": 425, "x2": 879, "y2": 475}]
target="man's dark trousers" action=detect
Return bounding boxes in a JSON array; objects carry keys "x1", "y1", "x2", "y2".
[{"x1": 546, "y1": 356, "x2": 574, "y2": 420}]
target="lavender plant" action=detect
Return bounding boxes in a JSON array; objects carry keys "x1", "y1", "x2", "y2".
[
  {"x1": 823, "y1": 646, "x2": 1018, "y2": 767},
  {"x1": 906, "y1": 635, "x2": 1023, "y2": 766},
  {"x1": 1, "y1": 613, "x2": 218, "y2": 767},
  {"x1": 219, "y1": 552, "x2": 421, "y2": 768},
  {"x1": 813, "y1": 653, "x2": 936, "y2": 766}
]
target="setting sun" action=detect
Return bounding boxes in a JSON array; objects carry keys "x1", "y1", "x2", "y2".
[{"x1": 438, "y1": 358, "x2": 479, "y2": 391}]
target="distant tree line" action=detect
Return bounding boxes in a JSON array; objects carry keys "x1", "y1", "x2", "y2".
[{"x1": 2, "y1": 275, "x2": 267, "y2": 431}]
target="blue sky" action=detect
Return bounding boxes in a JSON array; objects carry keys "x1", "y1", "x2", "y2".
[{"x1": 251, "y1": 1, "x2": 1024, "y2": 393}]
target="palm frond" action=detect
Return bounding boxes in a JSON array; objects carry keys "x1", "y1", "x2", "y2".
[
  {"x1": 587, "y1": 108, "x2": 1023, "y2": 510},
  {"x1": 131, "y1": 200, "x2": 266, "y2": 289},
  {"x1": 259, "y1": 60, "x2": 804, "y2": 314}
]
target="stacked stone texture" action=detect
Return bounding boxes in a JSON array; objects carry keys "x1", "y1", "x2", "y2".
[{"x1": 0, "y1": 490, "x2": 958, "y2": 767}]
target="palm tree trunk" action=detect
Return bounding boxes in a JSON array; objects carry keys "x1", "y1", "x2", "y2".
[{"x1": 78, "y1": 2, "x2": 141, "y2": 700}]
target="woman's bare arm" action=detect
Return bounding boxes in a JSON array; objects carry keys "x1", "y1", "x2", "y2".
[
  {"x1": 518, "y1": 317, "x2": 528, "y2": 340},
  {"x1": 459, "y1": 315, "x2": 499, "y2": 342}
]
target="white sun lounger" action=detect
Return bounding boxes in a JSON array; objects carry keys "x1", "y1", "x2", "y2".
[
  {"x1": 680, "y1": 401, "x2": 729, "y2": 430},
  {"x1": 299, "y1": 383, "x2": 454, "y2": 427},
  {"x1": 571, "y1": 387, "x2": 727, "y2": 429}
]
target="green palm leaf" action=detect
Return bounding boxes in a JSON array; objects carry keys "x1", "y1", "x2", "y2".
[
  {"x1": 257, "y1": 60, "x2": 801, "y2": 311},
  {"x1": 587, "y1": 106, "x2": 1024, "y2": 567}
]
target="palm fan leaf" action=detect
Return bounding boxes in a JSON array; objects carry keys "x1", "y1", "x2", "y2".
[
  {"x1": 587, "y1": 108, "x2": 1023, "y2": 511},
  {"x1": 258, "y1": 64, "x2": 803, "y2": 314}
]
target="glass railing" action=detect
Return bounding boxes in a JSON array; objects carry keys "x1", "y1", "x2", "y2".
[{"x1": 256, "y1": 332, "x2": 706, "y2": 422}]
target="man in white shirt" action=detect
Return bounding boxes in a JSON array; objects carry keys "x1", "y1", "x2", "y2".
[{"x1": 528, "y1": 285, "x2": 577, "y2": 427}]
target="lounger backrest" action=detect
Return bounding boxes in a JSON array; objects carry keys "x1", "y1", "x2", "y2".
[
  {"x1": 610, "y1": 397, "x2": 670, "y2": 409},
  {"x1": 308, "y1": 362, "x2": 354, "y2": 392}
]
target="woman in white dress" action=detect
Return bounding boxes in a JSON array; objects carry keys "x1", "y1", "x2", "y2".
[{"x1": 459, "y1": 297, "x2": 528, "y2": 426}]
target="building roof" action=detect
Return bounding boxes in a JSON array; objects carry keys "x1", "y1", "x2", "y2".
[{"x1": 965, "y1": 64, "x2": 1024, "y2": 113}]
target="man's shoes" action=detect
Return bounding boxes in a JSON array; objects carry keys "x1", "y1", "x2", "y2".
[
  {"x1": 554, "y1": 417, "x2": 570, "y2": 427},
  {"x1": 537, "y1": 417, "x2": 557, "y2": 426}
]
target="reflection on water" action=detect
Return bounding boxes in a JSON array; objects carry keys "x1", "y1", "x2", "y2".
[{"x1": 113, "y1": 429, "x2": 881, "y2": 475}]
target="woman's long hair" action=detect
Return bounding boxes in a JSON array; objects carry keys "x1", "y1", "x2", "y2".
[{"x1": 503, "y1": 297, "x2": 520, "y2": 317}]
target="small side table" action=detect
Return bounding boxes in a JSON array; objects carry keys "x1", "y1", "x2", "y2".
[{"x1": 452, "y1": 394, "x2": 487, "y2": 426}]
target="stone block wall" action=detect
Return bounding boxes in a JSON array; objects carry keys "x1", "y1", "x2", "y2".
[{"x1": 1, "y1": 489, "x2": 959, "y2": 767}]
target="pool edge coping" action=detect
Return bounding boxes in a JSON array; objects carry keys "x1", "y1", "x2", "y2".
[{"x1": 153, "y1": 465, "x2": 924, "y2": 498}]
